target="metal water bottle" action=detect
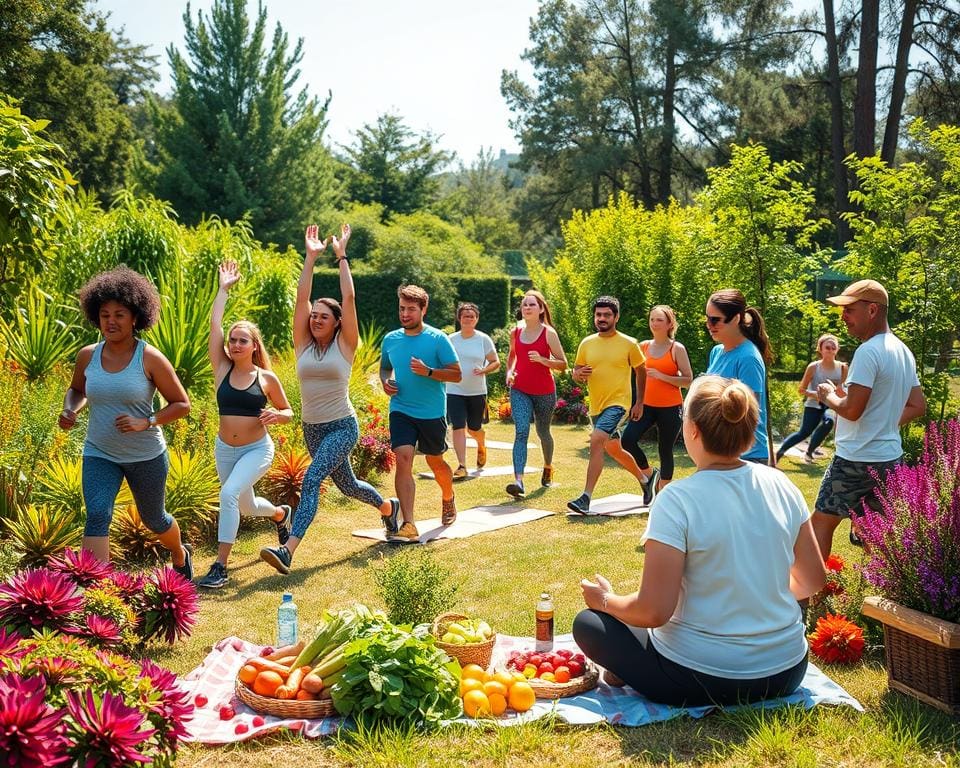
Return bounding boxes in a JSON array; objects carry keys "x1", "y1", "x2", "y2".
[
  {"x1": 535, "y1": 592, "x2": 554, "y2": 652},
  {"x1": 276, "y1": 592, "x2": 298, "y2": 646}
]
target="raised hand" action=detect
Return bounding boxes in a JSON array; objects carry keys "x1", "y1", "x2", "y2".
[
  {"x1": 305, "y1": 224, "x2": 330, "y2": 259},
  {"x1": 331, "y1": 223, "x2": 351, "y2": 261},
  {"x1": 218, "y1": 261, "x2": 241, "y2": 291}
]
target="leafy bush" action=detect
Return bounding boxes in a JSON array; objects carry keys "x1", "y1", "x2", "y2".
[
  {"x1": 372, "y1": 548, "x2": 459, "y2": 626},
  {"x1": 162, "y1": 449, "x2": 220, "y2": 543},
  {"x1": 554, "y1": 374, "x2": 590, "y2": 425},
  {"x1": 249, "y1": 253, "x2": 297, "y2": 353},
  {"x1": 0, "y1": 283, "x2": 82, "y2": 380},
  {"x1": 768, "y1": 378, "x2": 802, "y2": 439},
  {"x1": 32, "y1": 456, "x2": 87, "y2": 516},
  {"x1": 2, "y1": 505, "x2": 83, "y2": 568},
  {"x1": 111, "y1": 504, "x2": 167, "y2": 566},
  {"x1": 258, "y1": 438, "x2": 313, "y2": 510}
]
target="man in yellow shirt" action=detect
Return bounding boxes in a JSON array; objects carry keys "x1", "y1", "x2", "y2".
[{"x1": 569, "y1": 296, "x2": 654, "y2": 514}]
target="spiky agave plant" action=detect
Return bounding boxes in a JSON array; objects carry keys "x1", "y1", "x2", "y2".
[
  {"x1": 3, "y1": 505, "x2": 82, "y2": 568},
  {"x1": 31, "y1": 457, "x2": 85, "y2": 517},
  {"x1": 109, "y1": 505, "x2": 166, "y2": 567},
  {"x1": 257, "y1": 439, "x2": 315, "y2": 510},
  {"x1": 162, "y1": 449, "x2": 220, "y2": 542}
]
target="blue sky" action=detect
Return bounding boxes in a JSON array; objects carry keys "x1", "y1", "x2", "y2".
[{"x1": 94, "y1": 0, "x2": 540, "y2": 164}]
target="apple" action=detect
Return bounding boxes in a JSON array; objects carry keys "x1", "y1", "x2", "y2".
[
  {"x1": 523, "y1": 664, "x2": 537, "y2": 678},
  {"x1": 556, "y1": 649, "x2": 572, "y2": 659},
  {"x1": 537, "y1": 662, "x2": 554, "y2": 676},
  {"x1": 529, "y1": 654, "x2": 544, "y2": 667},
  {"x1": 567, "y1": 660, "x2": 584, "y2": 677},
  {"x1": 539, "y1": 672, "x2": 556, "y2": 683}
]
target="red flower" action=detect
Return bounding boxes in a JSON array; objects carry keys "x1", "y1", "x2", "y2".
[
  {"x1": 69, "y1": 615, "x2": 123, "y2": 648},
  {"x1": 824, "y1": 554, "x2": 845, "y2": 573},
  {"x1": 0, "y1": 673, "x2": 70, "y2": 767},
  {"x1": 139, "y1": 567, "x2": 200, "y2": 644},
  {"x1": 138, "y1": 659, "x2": 194, "y2": 744},
  {"x1": 808, "y1": 614, "x2": 865, "y2": 664},
  {"x1": 28, "y1": 656, "x2": 83, "y2": 686},
  {"x1": 822, "y1": 579, "x2": 845, "y2": 595},
  {"x1": 65, "y1": 688, "x2": 156, "y2": 767},
  {"x1": 46, "y1": 547, "x2": 114, "y2": 588},
  {"x1": 0, "y1": 568, "x2": 84, "y2": 634}
]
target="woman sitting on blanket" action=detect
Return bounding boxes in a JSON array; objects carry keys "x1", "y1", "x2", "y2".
[{"x1": 574, "y1": 375, "x2": 826, "y2": 706}]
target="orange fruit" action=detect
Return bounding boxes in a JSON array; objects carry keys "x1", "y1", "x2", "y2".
[
  {"x1": 508, "y1": 681, "x2": 536, "y2": 713},
  {"x1": 490, "y1": 670, "x2": 514, "y2": 688},
  {"x1": 462, "y1": 689, "x2": 491, "y2": 718},
  {"x1": 460, "y1": 677, "x2": 484, "y2": 696},
  {"x1": 488, "y1": 692, "x2": 508, "y2": 716},
  {"x1": 252, "y1": 670, "x2": 285, "y2": 697},
  {"x1": 511, "y1": 671, "x2": 527, "y2": 685},
  {"x1": 461, "y1": 663, "x2": 487, "y2": 682},
  {"x1": 238, "y1": 664, "x2": 258, "y2": 685},
  {"x1": 483, "y1": 680, "x2": 508, "y2": 698}
]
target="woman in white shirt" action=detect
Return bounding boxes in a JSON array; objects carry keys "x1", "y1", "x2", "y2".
[{"x1": 575, "y1": 375, "x2": 826, "y2": 706}]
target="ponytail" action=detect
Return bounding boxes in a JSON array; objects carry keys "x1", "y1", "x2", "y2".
[{"x1": 741, "y1": 307, "x2": 773, "y2": 365}]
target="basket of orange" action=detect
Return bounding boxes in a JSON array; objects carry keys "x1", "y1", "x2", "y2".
[
  {"x1": 234, "y1": 641, "x2": 339, "y2": 718},
  {"x1": 431, "y1": 612, "x2": 496, "y2": 669},
  {"x1": 505, "y1": 647, "x2": 599, "y2": 699},
  {"x1": 458, "y1": 663, "x2": 538, "y2": 719}
]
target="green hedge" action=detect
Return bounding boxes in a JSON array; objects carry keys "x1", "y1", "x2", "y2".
[{"x1": 311, "y1": 270, "x2": 510, "y2": 334}]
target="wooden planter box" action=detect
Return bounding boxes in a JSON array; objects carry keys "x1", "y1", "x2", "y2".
[{"x1": 862, "y1": 596, "x2": 960, "y2": 715}]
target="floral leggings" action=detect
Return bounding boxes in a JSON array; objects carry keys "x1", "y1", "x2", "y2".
[
  {"x1": 292, "y1": 416, "x2": 383, "y2": 540},
  {"x1": 510, "y1": 389, "x2": 557, "y2": 476}
]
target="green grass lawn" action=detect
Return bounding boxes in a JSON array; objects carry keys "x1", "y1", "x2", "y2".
[{"x1": 167, "y1": 421, "x2": 960, "y2": 767}]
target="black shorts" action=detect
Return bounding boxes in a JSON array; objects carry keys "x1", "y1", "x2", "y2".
[
  {"x1": 815, "y1": 454, "x2": 902, "y2": 518},
  {"x1": 389, "y1": 411, "x2": 448, "y2": 455},
  {"x1": 447, "y1": 394, "x2": 486, "y2": 431}
]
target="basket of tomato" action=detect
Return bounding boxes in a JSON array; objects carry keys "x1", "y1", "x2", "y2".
[{"x1": 505, "y1": 647, "x2": 599, "y2": 699}]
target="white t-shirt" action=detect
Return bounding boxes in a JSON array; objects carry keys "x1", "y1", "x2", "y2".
[
  {"x1": 446, "y1": 331, "x2": 496, "y2": 396},
  {"x1": 641, "y1": 464, "x2": 809, "y2": 679},
  {"x1": 836, "y1": 332, "x2": 919, "y2": 463}
]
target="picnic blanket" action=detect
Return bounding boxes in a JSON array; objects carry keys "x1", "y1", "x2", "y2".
[
  {"x1": 565, "y1": 492, "x2": 648, "y2": 518},
  {"x1": 418, "y1": 464, "x2": 538, "y2": 480},
  {"x1": 181, "y1": 634, "x2": 862, "y2": 744},
  {"x1": 352, "y1": 504, "x2": 554, "y2": 543}
]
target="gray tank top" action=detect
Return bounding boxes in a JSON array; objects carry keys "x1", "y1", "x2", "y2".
[
  {"x1": 805, "y1": 361, "x2": 843, "y2": 408},
  {"x1": 83, "y1": 340, "x2": 166, "y2": 463},
  {"x1": 296, "y1": 339, "x2": 356, "y2": 423}
]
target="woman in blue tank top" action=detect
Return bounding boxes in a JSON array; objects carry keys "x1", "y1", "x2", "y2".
[
  {"x1": 196, "y1": 261, "x2": 295, "y2": 590},
  {"x1": 59, "y1": 266, "x2": 193, "y2": 579}
]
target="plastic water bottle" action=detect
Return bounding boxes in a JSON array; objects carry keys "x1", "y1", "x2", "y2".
[
  {"x1": 535, "y1": 592, "x2": 554, "y2": 652},
  {"x1": 277, "y1": 592, "x2": 298, "y2": 647}
]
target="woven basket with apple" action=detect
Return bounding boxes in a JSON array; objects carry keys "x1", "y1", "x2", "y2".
[{"x1": 431, "y1": 612, "x2": 496, "y2": 668}]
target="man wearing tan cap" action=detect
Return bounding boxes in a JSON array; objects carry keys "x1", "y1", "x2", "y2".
[{"x1": 811, "y1": 279, "x2": 926, "y2": 559}]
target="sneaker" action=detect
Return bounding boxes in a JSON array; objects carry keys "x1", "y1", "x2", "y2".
[
  {"x1": 452, "y1": 465, "x2": 469, "y2": 481},
  {"x1": 567, "y1": 493, "x2": 591, "y2": 515},
  {"x1": 643, "y1": 468, "x2": 660, "y2": 506},
  {"x1": 173, "y1": 543, "x2": 193, "y2": 581},
  {"x1": 197, "y1": 561, "x2": 228, "y2": 589},
  {"x1": 505, "y1": 481, "x2": 525, "y2": 499},
  {"x1": 441, "y1": 496, "x2": 457, "y2": 525},
  {"x1": 381, "y1": 497, "x2": 401, "y2": 535},
  {"x1": 387, "y1": 521, "x2": 420, "y2": 544},
  {"x1": 541, "y1": 466, "x2": 554, "y2": 487},
  {"x1": 274, "y1": 505, "x2": 292, "y2": 546},
  {"x1": 260, "y1": 545, "x2": 292, "y2": 574},
  {"x1": 813, "y1": 449, "x2": 827, "y2": 458},
  {"x1": 476, "y1": 444, "x2": 487, "y2": 469}
]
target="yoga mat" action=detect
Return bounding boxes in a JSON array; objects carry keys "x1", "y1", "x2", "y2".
[
  {"x1": 418, "y1": 465, "x2": 538, "y2": 480},
  {"x1": 566, "y1": 492, "x2": 648, "y2": 517},
  {"x1": 352, "y1": 504, "x2": 554, "y2": 543},
  {"x1": 777, "y1": 442, "x2": 833, "y2": 461}
]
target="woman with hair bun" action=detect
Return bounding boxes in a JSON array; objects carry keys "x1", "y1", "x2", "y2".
[
  {"x1": 573, "y1": 375, "x2": 826, "y2": 706},
  {"x1": 704, "y1": 288, "x2": 772, "y2": 463}
]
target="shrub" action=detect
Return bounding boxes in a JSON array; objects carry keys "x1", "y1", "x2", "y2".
[
  {"x1": 0, "y1": 283, "x2": 82, "y2": 380},
  {"x1": 258, "y1": 438, "x2": 314, "y2": 510},
  {"x1": 768, "y1": 378, "x2": 802, "y2": 439},
  {"x1": 110, "y1": 505, "x2": 167, "y2": 566},
  {"x1": 2, "y1": 505, "x2": 83, "y2": 568},
  {"x1": 554, "y1": 374, "x2": 590, "y2": 425},
  {"x1": 32, "y1": 456, "x2": 85, "y2": 516},
  {"x1": 372, "y1": 548, "x2": 460, "y2": 626},
  {"x1": 352, "y1": 403, "x2": 395, "y2": 483},
  {"x1": 162, "y1": 450, "x2": 220, "y2": 543}
]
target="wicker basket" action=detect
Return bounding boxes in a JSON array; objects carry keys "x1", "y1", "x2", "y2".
[
  {"x1": 431, "y1": 612, "x2": 496, "y2": 669},
  {"x1": 235, "y1": 679, "x2": 337, "y2": 719},
  {"x1": 527, "y1": 660, "x2": 599, "y2": 699}
]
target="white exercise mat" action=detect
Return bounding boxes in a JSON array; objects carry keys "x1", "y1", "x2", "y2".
[
  {"x1": 352, "y1": 504, "x2": 554, "y2": 543},
  {"x1": 566, "y1": 492, "x2": 648, "y2": 517},
  {"x1": 418, "y1": 465, "x2": 538, "y2": 480}
]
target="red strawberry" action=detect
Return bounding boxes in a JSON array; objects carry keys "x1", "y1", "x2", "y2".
[
  {"x1": 252, "y1": 715, "x2": 266, "y2": 727},
  {"x1": 194, "y1": 694, "x2": 208, "y2": 707},
  {"x1": 259, "y1": 646, "x2": 275, "y2": 657},
  {"x1": 537, "y1": 662, "x2": 554, "y2": 676},
  {"x1": 572, "y1": 653, "x2": 586, "y2": 664},
  {"x1": 556, "y1": 649, "x2": 572, "y2": 659},
  {"x1": 234, "y1": 723, "x2": 249, "y2": 735},
  {"x1": 529, "y1": 654, "x2": 544, "y2": 667},
  {"x1": 219, "y1": 705, "x2": 235, "y2": 720}
]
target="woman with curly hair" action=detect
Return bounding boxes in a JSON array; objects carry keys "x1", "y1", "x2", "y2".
[{"x1": 59, "y1": 266, "x2": 193, "y2": 578}]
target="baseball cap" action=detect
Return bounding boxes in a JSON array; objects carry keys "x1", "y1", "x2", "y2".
[{"x1": 826, "y1": 279, "x2": 888, "y2": 306}]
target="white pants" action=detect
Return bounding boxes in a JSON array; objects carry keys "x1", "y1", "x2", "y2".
[{"x1": 214, "y1": 433, "x2": 276, "y2": 544}]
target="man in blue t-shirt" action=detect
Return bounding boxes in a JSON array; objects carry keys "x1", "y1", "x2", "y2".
[{"x1": 380, "y1": 285, "x2": 461, "y2": 543}]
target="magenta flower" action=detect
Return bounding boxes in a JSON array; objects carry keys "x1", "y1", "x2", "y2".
[
  {"x1": 65, "y1": 688, "x2": 156, "y2": 767},
  {"x1": 28, "y1": 655, "x2": 83, "y2": 686},
  {"x1": 0, "y1": 568, "x2": 84, "y2": 634},
  {"x1": 138, "y1": 658, "x2": 194, "y2": 743},
  {"x1": 46, "y1": 548, "x2": 114, "y2": 588},
  {"x1": 68, "y1": 615, "x2": 123, "y2": 648},
  {"x1": 0, "y1": 672, "x2": 70, "y2": 767},
  {"x1": 139, "y1": 567, "x2": 199, "y2": 644},
  {"x1": 0, "y1": 626, "x2": 24, "y2": 665}
]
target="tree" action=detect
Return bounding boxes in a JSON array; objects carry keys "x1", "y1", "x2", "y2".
[
  {"x1": 0, "y1": 0, "x2": 157, "y2": 194},
  {"x1": 340, "y1": 113, "x2": 452, "y2": 220},
  {"x1": 143, "y1": 0, "x2": 333, "y2": 247},
  {"x1": 0, "y1": 97, "x2": 75, "y2": 311}
]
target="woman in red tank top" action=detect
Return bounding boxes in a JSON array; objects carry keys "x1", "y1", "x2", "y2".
[{"x1": 505, "y1": 290, "x2": 568, "y2": 497}]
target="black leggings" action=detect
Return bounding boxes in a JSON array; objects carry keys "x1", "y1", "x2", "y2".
[
  {"x1": 621, "y1": 404, "x2": 682, "y2": 480},
  {"x1": 778, "y1": 405, "x2": 834, "y2": 458},
  {"x1": 572, "y1": 609, "x2": 808, "y2": 707}
]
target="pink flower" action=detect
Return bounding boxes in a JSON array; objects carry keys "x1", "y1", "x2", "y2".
[
  {"x1": 0, "y1": 626, "x2": 24, "y2": 663},
  {"x1": 0, "y1": 568, "x2": 84, "y2": 634},
  {"x1": 138, "y1": 659, "x2": 194, "y2": 744},
  {"x1": 104, "y1": 571, "x2": 146, "y2": 604},
  {"x1": 0, "y1": 673, "x2": 70, "y2": 767},
  {"x1": 139, "y1": 567, "x2": 199, "y2": 644},
  {"x1": 556, "y1": 398, "x2": 567, "y2": 408},
  {"x1": 65, "y1": 688, "x2": 156, "y2": 767},
  {"x1": 28, "y1": 655, "x2": 83, "y2": 686},
  {"x1": 69, "y1": 615, "x2": 123, "y2": 648},
  {"x1": 46, "y1": 548, "x2": 114, "y2": 588}
]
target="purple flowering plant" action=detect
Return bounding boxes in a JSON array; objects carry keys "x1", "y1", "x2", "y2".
[
  {"x1": 858, "y1": 419, "x2": 960, "y2": 623},
  {"x1": 554, "y1": 375, "x2": 591, "y2": 425}
]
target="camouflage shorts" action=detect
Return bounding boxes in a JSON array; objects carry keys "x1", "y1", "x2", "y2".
[{"x1": 814, "y1": 455, "x2": 902, "y2": 518}]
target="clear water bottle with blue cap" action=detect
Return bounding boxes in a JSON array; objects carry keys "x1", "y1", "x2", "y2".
[{"x1": 277, "y1": 592, "x2": 298, "y2": 646}]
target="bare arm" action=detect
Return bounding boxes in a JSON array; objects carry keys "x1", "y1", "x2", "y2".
[
  {"x1": 258, "y1": 371, "x2": 294, "y2": 426},
  {"x1": 790, "y1": 519, "x2": 827, "y2": 600},
  {"x1": 331, "y1": 224, "x2": 359, "y2": 355},
  {"x1": 410, "y1": 357, "x2": 462, "y2": 383},
  {"x1": 379, "y1": 354, "x2": 397, "y2": 396},
  {"x1": 580, "y1": 540, "x2": 685, "y2": 627},
  {"x1": 506, "y1": 329, "x2": 517, "y2": 386},
  {"x1": 537, "y1": 327, "x2": 567, "y2": 371},
  {"x1": 821, "y1": 381, "x2": 871, "y2": 421},
  {"x1": 899, "y1": 384, "x2": 926, "y2": 426},
  {"x1": 209, "y1": 261, "x2": 238, "y2": 375},
  {"x1": 670, "y1": 343, "x2": 694, "y2": 388},
  {"x1": 59, "y1": 345, "x2": 94, "y2": 429},
  {"x1": 295, "y1": 225, "x2": 329, "y2": 354},
  {"x1": 630, "y1": 363, "x2": 646, "y2": 421},
  {"x1": 797, "y1": 362, "x2": 816, "y2": 398},
  {"x1": 477, "y1": 348, "x2": 500, "y2": 375}
]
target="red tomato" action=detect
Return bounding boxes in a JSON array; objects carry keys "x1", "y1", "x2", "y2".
[
  {"x1": 219, "y1": 705, "x2": 235, "y2": 720},
  {"x1": 234, "y1": 723, "x2": 249, "y2": 734},
  {"x1": 567, "y1": 660, "x2": 584, "y2": 677},
  {"x1": 554, "y1": 666, "x2": 571, "y2": 683},
  {"x1": 252, "y1": 715, "x2": 266, "y2": 727},
  {"x1": 194, "y1": 694, "x2": 208, "y2": 707},
  {"x1": 529, "y1": 654, "x2": 543, "y2": 667},
  {"x1": 537, "y1": 662, "x2": 554, "y2": 676},
  {"x1": 556, "y1": 649, "x2": 572, "y2": 659}
]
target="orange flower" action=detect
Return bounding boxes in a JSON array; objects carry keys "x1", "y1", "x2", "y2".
[
  {"x1": 808, "y1": 614, "x2": 864, "y2": 664},
  {"x1": 824, "y1": 554, "x2": 845, "y2": 573}
]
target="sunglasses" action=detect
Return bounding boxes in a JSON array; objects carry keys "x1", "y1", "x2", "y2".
[{"x1": 705, "y1": 314, "x2": 726, "y2": 327}]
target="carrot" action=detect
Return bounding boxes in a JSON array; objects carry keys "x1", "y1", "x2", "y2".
[
  {"x1": 295, "y1": 689, "x2": 318, "y2": 701},
  {"x1": 300, "y1": 672, "x2": 324, "y2": 694},
  {"x1": 274, "y1": 665, "x2": 311, "y2": 699},
  {"x1": 265, "y1": 640, "x2": 305, "y2": 661},
  {"x1": 275, "y1": 655, "x2": 298, "y2": 666},
  {"x1": 244, "y1": 657, "x2": 292, "y2": 676}
]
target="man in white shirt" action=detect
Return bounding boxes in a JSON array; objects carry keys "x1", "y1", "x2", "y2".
[{"x1": 812, "y1": 279, "x2": 926, "y2": 559}]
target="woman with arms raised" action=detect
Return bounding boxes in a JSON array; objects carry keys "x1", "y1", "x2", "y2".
[{"x1": 574, "y1": 375, "x2": 826, "y2": 706}]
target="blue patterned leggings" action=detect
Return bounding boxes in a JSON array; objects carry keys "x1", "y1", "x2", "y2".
[
  {"x1": 292, "y1": 417, "x2": 383, "y2": 540},
  {"x1": 510, "y1": 389, "x2": 557, "y2": 476}
]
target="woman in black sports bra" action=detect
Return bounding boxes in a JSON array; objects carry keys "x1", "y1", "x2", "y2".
[{"x1": 196, "y1": 261, "x2": 294, "y2": 590}]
